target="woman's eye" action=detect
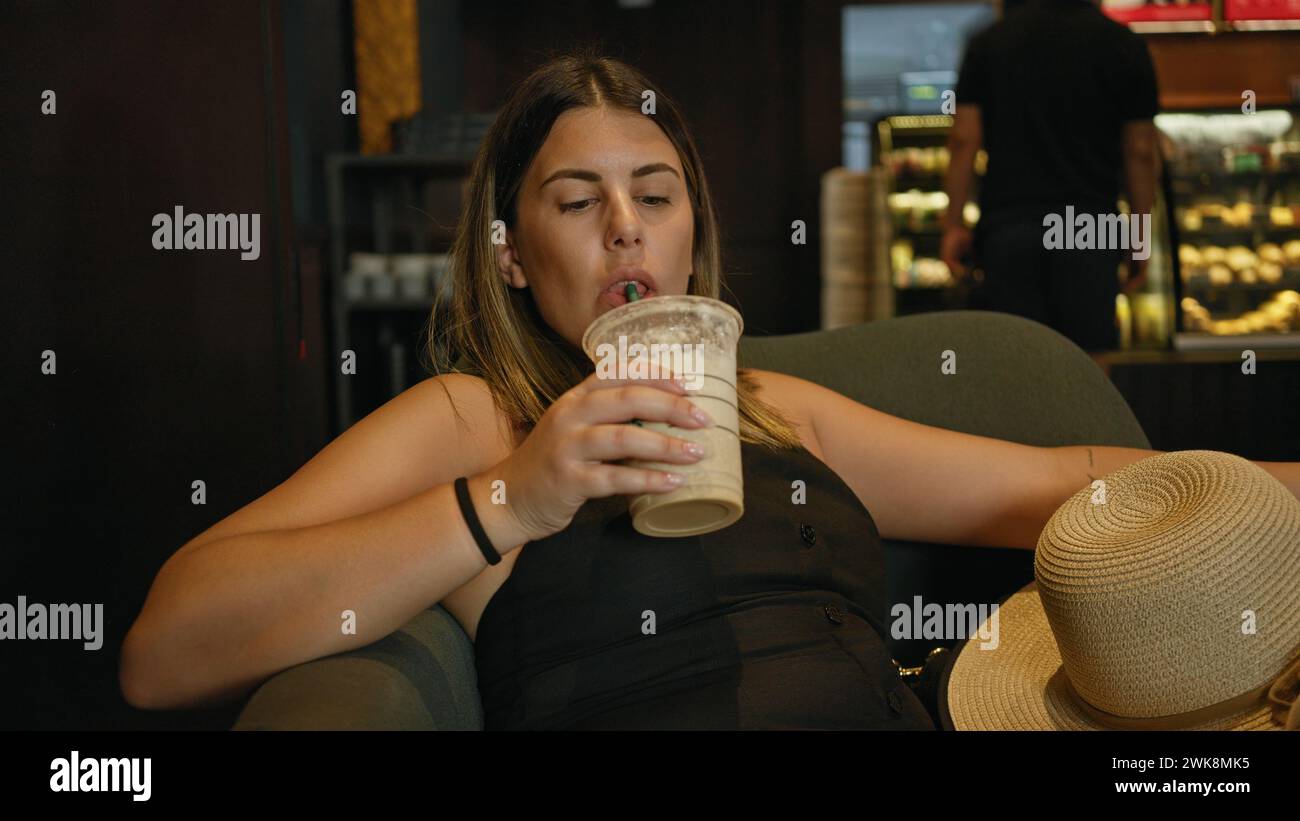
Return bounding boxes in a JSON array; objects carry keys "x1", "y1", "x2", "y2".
[
  {"x1": 560, "y1": 198, "x2": 596, "y2": 213},
  {"x1": 559, "y1": 196, "x2": 671, "y2": 213}
]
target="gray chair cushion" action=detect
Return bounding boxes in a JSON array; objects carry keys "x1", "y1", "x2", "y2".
[
  {"x1": 234, "y1": 605, "x2": 481, "y2": 729},
  {"x1": 739, "y1": 310, "x2": 1148, "y2": 448}
]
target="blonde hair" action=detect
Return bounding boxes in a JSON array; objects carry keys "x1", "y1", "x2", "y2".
[{"x1": 423, "y1": 50, "x2": 802, "y2": 452}]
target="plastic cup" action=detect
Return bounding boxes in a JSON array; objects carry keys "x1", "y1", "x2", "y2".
[{"x1": 581, "y1": 294, "x2": 744, "y2": 537}]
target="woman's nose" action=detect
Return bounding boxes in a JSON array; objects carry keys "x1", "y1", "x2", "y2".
[{"x1": 605, "y1": 192, "x2": 644, "y2": 249}]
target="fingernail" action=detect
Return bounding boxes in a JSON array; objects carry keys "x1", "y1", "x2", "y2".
[
  {"x1": 664, "y1": 472, "x2": 685, "y2": 486},
  {"x1": 691, "y1": 406, "x2": 712, "y2": 426},
  {"x1": 684, "y1": 442, "x2": 705, "y2": 458}
]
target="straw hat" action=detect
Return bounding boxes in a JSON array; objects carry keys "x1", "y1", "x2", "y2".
[{"x1": 943, "y1": 450, "x2": 1300, "y2": 731}]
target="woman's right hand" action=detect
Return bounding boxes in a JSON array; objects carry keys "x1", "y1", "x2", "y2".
[{"x1": 484, "y1": 369, "x2": 714, "y2": 543}]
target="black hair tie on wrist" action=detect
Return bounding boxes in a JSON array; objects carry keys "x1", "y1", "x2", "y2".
[{"x1": 454, "y1": 476, "x2": 502, "y2": 565}]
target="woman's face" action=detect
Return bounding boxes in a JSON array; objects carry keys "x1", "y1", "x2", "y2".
[{"x1": 496, "y1": 105, "x2": 695, "y2": 350}]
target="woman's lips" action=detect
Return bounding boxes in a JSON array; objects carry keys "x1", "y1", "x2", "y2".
[{"x1": 600, "y1": 284, "x2": 655, "y2": 308}]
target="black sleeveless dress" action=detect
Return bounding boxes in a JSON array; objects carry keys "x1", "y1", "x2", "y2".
[{"x1": 472, "y1": 440, "x2": 936, "y2": 730}]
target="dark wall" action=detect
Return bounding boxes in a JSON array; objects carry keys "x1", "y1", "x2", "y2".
[
  {"x1": 281, "y1": 0, "x2": 353, "y2": 450},
  {"x1": 419, "y1": 0, "x2": 466, "y2": 120},
  {"x1": 1, "y1": 0, "x2": 324, "y2": 729},
  {"x1": 459, "y1": 0, "x2": 844, "y2": 335},
  {"x1": 284, "y1": 0, "x2": 357, "y2": 230}
]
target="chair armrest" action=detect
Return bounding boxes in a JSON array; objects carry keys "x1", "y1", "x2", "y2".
[{"x1": 232, "y1": 605, "x2": 483, "y2": 730}]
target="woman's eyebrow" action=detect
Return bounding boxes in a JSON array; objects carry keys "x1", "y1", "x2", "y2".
[{"x1": 539, "y1": 163, "x2": 680, "y2": 190}]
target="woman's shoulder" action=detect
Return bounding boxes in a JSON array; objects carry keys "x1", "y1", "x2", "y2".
[
  {"x1": 740, "y1": 368, "x2": 825, "y2": 462},
  {"x1": 425, "y1": 372, "x2": 523, "y2": 453},
  {"x1": 742, "y1": 366, "x2": 803, "y2": 408}
]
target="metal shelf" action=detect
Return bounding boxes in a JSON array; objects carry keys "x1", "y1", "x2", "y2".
[{"x1": 327, "y1": 152, "x2": 470, "y2": 433}]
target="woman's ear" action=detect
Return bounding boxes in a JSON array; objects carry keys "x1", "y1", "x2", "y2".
[{"x1": 495, "y1": 231, "x2": 528, "y2": 290}]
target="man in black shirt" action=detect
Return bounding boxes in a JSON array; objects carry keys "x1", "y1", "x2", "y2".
[{"x1": 940, "y1": 0, "x2": 1160, "y2": 357}]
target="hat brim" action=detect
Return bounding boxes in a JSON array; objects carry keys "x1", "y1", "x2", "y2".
[{"x1": 943, "y1": 581, "x2": 1279, "y2": 731}]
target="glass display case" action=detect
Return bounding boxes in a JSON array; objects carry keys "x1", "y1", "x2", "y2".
[
  {"x1": 1156, "y1": 107, "x2": 1300, "y2": 350},
  {"x1": 873, "y1": 114, "x2": 986, "y2": 315},
  {"x1": 865, "y1": 108, "x2": 1300, "y2": 352}
]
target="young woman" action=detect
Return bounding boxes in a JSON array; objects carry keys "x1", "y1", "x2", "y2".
[{"x1": 120, "y1": 53, "x2": 1192, "y2": 728}]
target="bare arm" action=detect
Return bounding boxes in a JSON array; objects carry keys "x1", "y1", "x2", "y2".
[
  {"x1": 1050, "y1": 444, "x2": 1160, "y2": 489},
  {"x1": 1053, "y1": 444, "x2": 1300, "y2": 502},
  {"x1": 942, "y1": 103, "x2": 982, "y2": 232},
  {"x1": 1122, "y1": 120, "x2": 1158, "y2": 224},
  {"x1": 762, "y1": 370, "x2": 1067, "y2": 551},
  {"x1": 940, "y1": 104, "x2": 982, "y2": 277},
  {"x1": 764, "y1": 368, "x2": 1300, "y2": 556},
  {"x1": 119, "y1": 375, "x2": 526, "y2": 711},
  {"x1": 1121, "y1": 119, "x2": 1158, "y2": 293},
  {"x1": 119, "y1": 473, "x2": 526, "y2": 711},
  {"x1": 758, "y1": 371, "x2": 1300, "y2": 553}
]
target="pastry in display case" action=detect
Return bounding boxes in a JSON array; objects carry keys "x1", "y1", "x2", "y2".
[{"x1": 1156, "y1": 108, "x2": 1300, "y2": 349}]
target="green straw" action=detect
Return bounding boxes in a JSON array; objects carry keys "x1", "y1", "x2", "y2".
[{"x1": 625, "y1": 282, "x2": 644, "y2": 429}]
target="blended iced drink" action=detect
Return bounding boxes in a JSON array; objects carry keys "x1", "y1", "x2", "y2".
[{"x1": 581, "y1": 294, "x2": 744, "y2": 537}]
